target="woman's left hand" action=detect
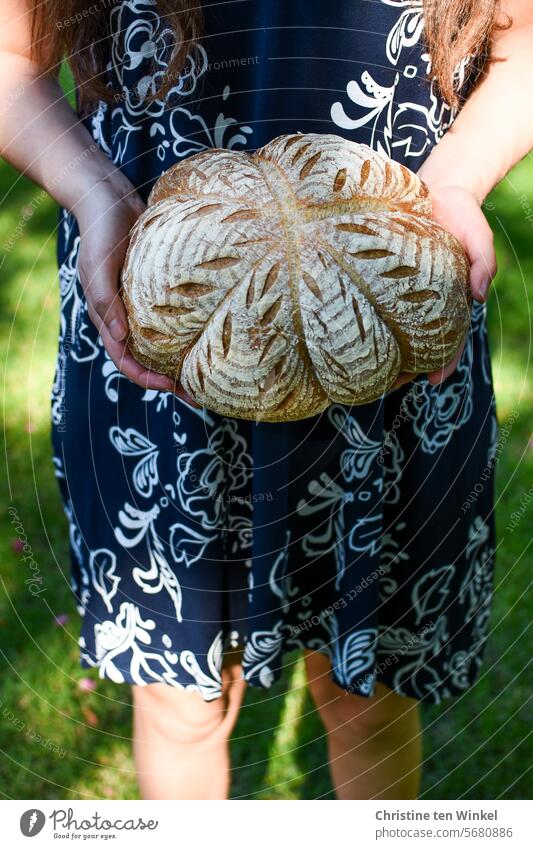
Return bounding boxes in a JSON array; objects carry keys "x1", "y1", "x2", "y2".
[{"x1": 392, "y1": 181, "x2": 497, "y2": 390}]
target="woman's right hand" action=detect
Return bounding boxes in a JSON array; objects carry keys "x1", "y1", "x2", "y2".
[
  {"x1": 75, "y1": 171, "x2": 197, "y2": 404},
  {"x1": 0, "y1": 1, "x2": 195, "y2": 400}
]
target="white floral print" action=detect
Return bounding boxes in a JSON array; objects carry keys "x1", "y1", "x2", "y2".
[{"x1": 50, "y1": 0, "x2": 497, "y2": 703}]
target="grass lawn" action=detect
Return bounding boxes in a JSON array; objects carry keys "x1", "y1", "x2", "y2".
[{"x1": 0, "y1": 105, "x2": 531, "y2": 799}]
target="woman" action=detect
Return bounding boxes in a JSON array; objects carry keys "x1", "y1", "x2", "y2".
[{"x1": 1, "y1": 0, "x2": 531, "y2": 800}]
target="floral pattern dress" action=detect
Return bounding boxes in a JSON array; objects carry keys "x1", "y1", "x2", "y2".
[{"x1": 52, "y1": 0, "x2": 497, "y2": 702}]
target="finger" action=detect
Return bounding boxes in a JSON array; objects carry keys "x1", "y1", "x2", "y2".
[
  {"x1": 82, "y1": 245, "x2": 130, "y2": 342},
  {"x1": 462, "y1": 226, "x2": 497, "y2": 303},
  {"x1": 101, "y1": 325, "x2": 200, "y2": 407},
  {"x1": 80, "y1": 225, "x2": 139, "y2": 343},
  {"x1": 87, "y1": 286, "x2": 129, "y2": 343},
  {"x1": 469, "y1": 251, "x2": 497, "y2": 303},
  {"x1": 100, "y1": 325, "x2": 175, "y2": 391},
  {"x1": 427, "y1": 336, "x2": 467, "y2": 385}
]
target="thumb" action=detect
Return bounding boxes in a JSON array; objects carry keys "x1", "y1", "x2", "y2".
[
  {"x1": 469, "y1": 251, "x2": 497, "y2": 303},
  {"x1": 81, "y1": 251, "x2": 129, "y2": 342},
  {"x1": 461, "y1": 220, "x2": 497, "y2": 303}
]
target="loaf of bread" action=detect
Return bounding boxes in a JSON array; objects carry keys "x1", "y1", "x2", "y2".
[{"x1": 121, "y1": 133, "x2": 471, "y2": 421}]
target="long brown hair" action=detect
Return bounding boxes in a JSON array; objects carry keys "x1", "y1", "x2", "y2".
[{"x1": 31, "y1": 0, "x2": 508, "y2": 111}]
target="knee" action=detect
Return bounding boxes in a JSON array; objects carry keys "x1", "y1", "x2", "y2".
[
  {"x1": 132, "y1": 683, "x2": 232, "y2": 747},
  {"x1": 318, "y1": 694, "x2": 398, "y2": 745},
  {"x1": 306, "y1": 660, "x2": 415, "y2": 744}
]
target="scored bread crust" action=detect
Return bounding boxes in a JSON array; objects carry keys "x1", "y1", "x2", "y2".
[{"x1": 121, "y1": 133, "x2": 471, "y2": 421}]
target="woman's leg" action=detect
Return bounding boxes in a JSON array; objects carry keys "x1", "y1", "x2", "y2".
[
  {"x1": 132, "y1": 648, "x2": 246, "y2": 799},
  {"x1": 304, "y1": 650, "x2": 422, "y2": 800}
]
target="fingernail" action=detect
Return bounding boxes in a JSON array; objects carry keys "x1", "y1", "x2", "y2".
[
  {"x1": 108, "y1": 319, "x2": 127, "y2": 341},
  {"x1": 478, "y1": 281, "x2": 489, "y2": 301}
]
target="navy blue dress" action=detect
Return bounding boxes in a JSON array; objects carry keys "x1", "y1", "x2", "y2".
[{"x1": 52, "y1": 0, "x2": 497, "y2": 702}]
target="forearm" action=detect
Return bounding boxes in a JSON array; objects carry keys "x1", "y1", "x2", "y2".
[
  {"x1": 0, "y1": 38, "x2": 177, "y2": 393},
  {"x1": 419, "y1": 17, "x2": 533, "y2": 201},
  {"x1": 0, "y1": 52, "x2": 124, "y2": 224}
]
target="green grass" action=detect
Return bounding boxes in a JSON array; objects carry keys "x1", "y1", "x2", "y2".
[{"x1": 0, "y1": 138, "x2": 531, "y2": 799}]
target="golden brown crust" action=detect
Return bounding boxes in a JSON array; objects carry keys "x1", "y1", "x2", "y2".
[{"x1": 121, "y1": 133, "x2": 471, "y2": 421}]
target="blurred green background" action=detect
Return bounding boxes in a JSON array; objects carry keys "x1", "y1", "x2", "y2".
[{"x1": 0, "y1": 68, "x2": 531, "y2": 799}]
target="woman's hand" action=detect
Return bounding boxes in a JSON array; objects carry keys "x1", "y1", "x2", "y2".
[
  {"x1": 422, "y1": 182, "x2": 497, "y2": 385},
  {"x1": 427, "y1": 184, "x2": 497, "y2": 304},
  {"x1": 392, "y1": 180, "x2": 497, "y2": 391},
  {"x1": 75, "y1": 171, "x2": 198, "y2": 404},
  {"x1": 419, "y1": 185, "x2": 497, "y2": 384}
]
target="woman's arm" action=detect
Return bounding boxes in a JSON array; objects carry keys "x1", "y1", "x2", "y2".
[
  {"x1": 0, "y1": 0, "x2": 193, "y2": 398},
  {"x1": 418, "y1": 0, "x2": 533, "y2": 383}
]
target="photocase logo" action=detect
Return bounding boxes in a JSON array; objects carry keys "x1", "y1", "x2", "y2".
[{"x1": 20, "y1": 809, "x2": 46, "y2": 837}]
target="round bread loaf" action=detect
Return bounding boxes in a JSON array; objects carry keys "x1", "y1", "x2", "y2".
[{"x1": 121, "y1": 132, "x2": 471, "y2": 421}]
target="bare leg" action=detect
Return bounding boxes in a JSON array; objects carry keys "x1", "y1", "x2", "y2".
[
  {"x1": 305, "y1": 650, "x2": 422, "y2": 799},
  {"x1": 132, "y1": 648, "x2": 246, "y2": 799}
]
